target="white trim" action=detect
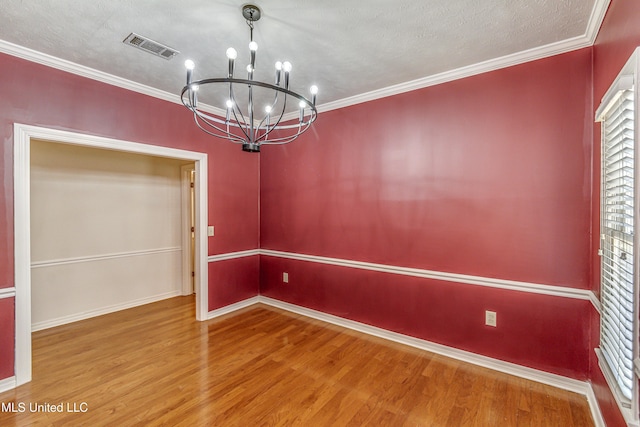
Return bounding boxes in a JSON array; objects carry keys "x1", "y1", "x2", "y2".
[
  {"x1": 0, "y1": 40, "x2": 174, "y2": 103},
  {"x1": 208, "y1": 249, "x2": 261, "y2": 263},
  {"x1": 176, "y1": 293, "x2": 606, "y2": 426},
  {"x1": 596, "y1": 74, "x2": 635, "y2": 121},
  {"x1": 31, "y1": 290, "x2": 182, "y2": 332},
  {"x1": 0, "y1": 0, "x2": 611, "y2": 121},
  {"x1": 595, "y1": 47, "x2": 640, "y2": 427},
  {"x1": 585, "y1": 0, "x2": 613, "y2": 45},
  {"x1": 284, "y1": 0, "x2": 614, "y2": 121},
  {"x1": 1, "y1": 283, "x2": 607, "y2": 424},
  {"x1": 596, "y1": 348, "x2": 639, "y2": 426},
  {"x1": 206, "y1": 296, "x2": 261, "y2": 320},
  {"x1": 586, "y1": 382, "x2": 607, "y2": 427},
  {"x1": 14, "y1": 125, "x2": 207, "y2": 160},
  {"x1": 181, "y1": 165, "x2": 196, "y2": 296},
  {"x1": 315, "y1": 36, "x2": 594, "y2": 116},
  {"x1": 30, "y1": 247, "x2": 182, "y2": 269},
  {"x1": 194, "y1": 156, "x2": 208, "y2": 321},
  {"x1": 0, "y1": 40, "x2": 226, "y2": 119},
  {"x1": 590, "y1": 292, "x2": 602, "y2": 314},
  {"x1": 259, "y1": 297, "x2": 586, "y2": 391},
  {"x1": 13, "y1": 123, "x2": 209, "y2": 388},
  {"x1": 0, "y1": 377, "x2": 16, "y2": 394},
  {"x1": 260, "y1": 249, "x2": 598, "y2": 305},
  {"x1": 13, "y1": 125, "x2": 31, "y2": 387},
  {"x1": 0, "y1": 288, "x2": 16, "y2": 299},
  {"x1": 256, "y1": 296, "x2": 603, "y2": 424}
]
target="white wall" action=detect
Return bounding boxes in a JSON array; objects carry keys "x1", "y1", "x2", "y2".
[{"x1": 30, "y1": 139, "x2": 189, "y2": 330}]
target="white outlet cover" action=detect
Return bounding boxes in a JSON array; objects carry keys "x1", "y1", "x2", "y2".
[
  {"x1": 283, "y1": 272, "x2": 289, "y2": 283},
  {"x1": 485, "y1": 310, "x2": 497, "y2": 327},
  {"x1": 207, "y1": 226, "x2": 214, "y2": 236}
]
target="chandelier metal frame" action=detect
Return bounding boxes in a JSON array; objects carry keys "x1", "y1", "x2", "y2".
[{"x1": 180, "y1": 4, "x2": 318, "y2": 153}]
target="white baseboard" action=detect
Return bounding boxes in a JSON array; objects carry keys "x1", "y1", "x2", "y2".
[
  {"x1": 585, "y1": 382, "x2": 607, "y2": 427},
  {"x1": 7, "y1": 291, "x2": 605, "y2": 426},
  {"x1": 31, "y1": 290, "x2": 182, "y2": 332},
  {"x1": 0, "y1": 376, "x2": 16, "y2": 394},
  {"x1": 206, "y1": 296, "x2": 261, "y2": 320},
  {"x1": 257, "y1": 297, "x2": 584, "y2": 390},
  {"x1": 255, "y1": 296, "x2": 605, "y2": 427}
]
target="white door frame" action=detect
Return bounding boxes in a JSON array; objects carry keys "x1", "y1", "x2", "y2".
[
  {"x1": 13, "y1": 123, "x2": 209, "y2": 386},
  {"x1": 181, "y1": 164, "x2": 196, "y2": 295}
]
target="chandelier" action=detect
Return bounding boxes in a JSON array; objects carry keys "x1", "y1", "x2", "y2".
[{"x1": 180, "y1": 4, "x2": 318, "y2": 153}]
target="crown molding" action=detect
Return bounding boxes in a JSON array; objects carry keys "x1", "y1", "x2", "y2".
[
  {"x1": 0, "y1": 0, "x2": 611, "y2": 118},
  {"x1": 0, "y1": 39, "x2": 225, "y2": 117},
  {"x1": 317, "y1": 0, "x2": 611, "y2": 114},
  {"x1": 586, "y1": 0, "x2": 612, "y2": 45},
  {"x1": 319, "y1": 37, "x2": 589, "y2": 113},
  {"x1": 0, "y1": 39, "x2": 176, "y2": 102}
]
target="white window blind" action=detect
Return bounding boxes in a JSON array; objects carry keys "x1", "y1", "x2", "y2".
[{"x1": 601, "y1": 87, "x2": 635, "y2": 401}]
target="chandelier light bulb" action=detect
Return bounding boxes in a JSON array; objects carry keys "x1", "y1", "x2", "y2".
[
  {"x1": 246, "y1": 64, "x2": 253, "y2": 73},
  {"x1": 249, "y1": 41, "x2": 257, "y2": 69},
  {"x1": 298, "y1": 100, "x2": 307, "y2": 122},
  {"x1": 265, "y1": 105, "x2": 272, "y2": 113},
  {"x1": 310, "y1": 85, "x2": 318, "y2": 95},
  {"x1": 283, "y1": 61, "x2": 292, "y2": 72},
  {"x1": 191, "y1": 84, "x2": 199, "y2": 91},
  {"x1": 225, "y1": 99, "x2": 233, "y2": 121},
  {"x1": 185, "y1": 60, "x2": 196, "y2": 85},
  {"x1": 274, "y1": 62, "x2": 282, "y2": 85},
  {"x1": 226, "y1": 47, "x2": 238, "y2": 59}
]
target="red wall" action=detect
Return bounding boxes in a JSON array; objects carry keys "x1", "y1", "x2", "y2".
[
  {"x1": 0, "y1": 299, "x2": 14, "y2": 380},
  {"x1": 0, "y1": 53, "x2": 261, "y2": 378},
  {"x1": 2, "y1": 2, "x2": 639, "y2": 424},
  {"x1": 260, "y1": 48, "x2": 594, "y2": 379},
  {"x1": 590, "y1": 1, "x2": 640, "y2": 426},
  {"x1": 209, "y1": 256, "x2": 260, "y2": 310},
  {"x1": 261, "y1": 49, "x2": 593, "y2": 288}
]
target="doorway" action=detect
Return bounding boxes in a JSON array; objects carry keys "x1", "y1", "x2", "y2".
[
  {"x1": 30, "y1": 140, "x2": 193, "y2": 330},
  {"x1": 13, "y1": 124, "x2": 209, "y2": 387}
]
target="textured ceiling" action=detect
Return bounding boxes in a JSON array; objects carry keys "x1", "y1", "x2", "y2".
[{"x1": 0, "y1": 0, "x2": 601, "y2": 111}]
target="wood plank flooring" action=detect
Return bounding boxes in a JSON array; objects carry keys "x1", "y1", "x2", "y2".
[{"x1": 0, "y1": 296, "x2": 594, "y2": 426}]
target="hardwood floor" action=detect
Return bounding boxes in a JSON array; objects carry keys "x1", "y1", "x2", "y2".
[{"x1": 0, "y1": 296, "x2": 594, "y2": 426}]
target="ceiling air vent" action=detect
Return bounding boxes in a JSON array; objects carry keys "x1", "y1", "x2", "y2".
[{"x1": 123, "y1": 32, "x2": 179, "y2": 60}]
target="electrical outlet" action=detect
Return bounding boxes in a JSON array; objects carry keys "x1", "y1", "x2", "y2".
[
  {"x1": 207, "y1": 226, "x2": 214, "y2": 236},
  {"x1": 485, "y1": 310, "x2": 497, "y2": 327},
  {"x1": 283, "y1": 272, "x2": 289, "y2": 283}
]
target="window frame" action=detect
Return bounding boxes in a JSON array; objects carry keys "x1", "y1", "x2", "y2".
[{"x1": 596, "y1": 47, "x2": 640, "y2": 426}]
